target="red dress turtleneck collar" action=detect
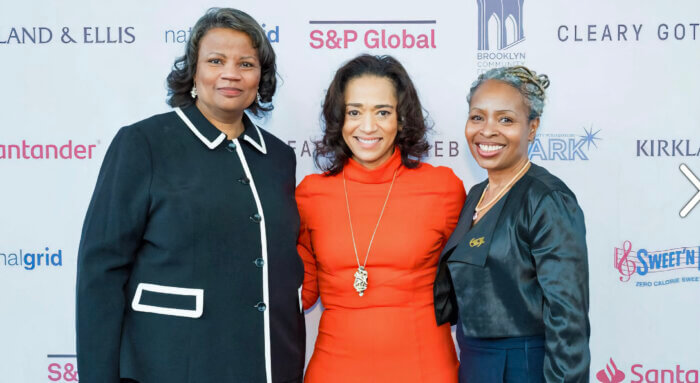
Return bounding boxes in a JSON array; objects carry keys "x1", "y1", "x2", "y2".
[{"x1": 342, "y1": 148, "x2": 403, "y2": 184}]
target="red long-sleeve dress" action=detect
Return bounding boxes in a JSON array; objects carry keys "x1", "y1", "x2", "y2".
[{"x1": 296, "y1": 150, "x2": 466, "y2": 382}]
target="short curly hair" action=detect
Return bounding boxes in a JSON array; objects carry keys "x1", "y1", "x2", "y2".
[
  {"x1": 315, "y1": 54, "x2": 431, "y2": 175},
  {"x1": 166, "y1": 7, "x2": 276, "y2": 117},
  {"x1": 468, "y1": 66, "x2": 550, "y2": 120}
]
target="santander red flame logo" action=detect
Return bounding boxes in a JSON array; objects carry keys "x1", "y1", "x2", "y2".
[{"x1": 597, "y1": 358, "x2": 626, "y2": 383}]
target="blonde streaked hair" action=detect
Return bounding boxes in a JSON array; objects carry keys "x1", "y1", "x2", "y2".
[{"x1": 468, "y1": 66, "x2": 550, "y2": 120}]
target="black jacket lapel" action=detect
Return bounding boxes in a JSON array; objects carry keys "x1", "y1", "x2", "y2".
[{"x1": 440, "y1": 181, "x2": 486, "y2": 260}]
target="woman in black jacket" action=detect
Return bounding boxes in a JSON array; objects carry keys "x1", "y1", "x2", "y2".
[
  {"x1": 434, "y1": 66, "x2": 590, "y2": 382},
  {"x1": 76, "y1": 8, "x2": 304, "y2": 383}
]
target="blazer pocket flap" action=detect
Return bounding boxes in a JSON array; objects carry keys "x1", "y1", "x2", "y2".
[
  {"x1": 131, "y1": 283, "x2": 203, "y2": 318},
  {"x1": 447, "y1": 242, "x2": 488, "y2": 267}
]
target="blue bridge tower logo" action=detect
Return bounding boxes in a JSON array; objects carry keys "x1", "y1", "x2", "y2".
[{"x1": 477, "y1": 0, "x2": 526, "y2": 50}]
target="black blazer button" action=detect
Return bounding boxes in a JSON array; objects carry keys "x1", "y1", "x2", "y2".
[
  {"x1": 254, "y1": 258, "x2": 265, "y2": 267},
  {"x1": 238, "y1": 177, "x2": 250, "y2": 185},
  {"x1": 227, "y1": 141, "x2": 237, "y2": 150},
  {"x1": 254, "y1": 302, "x2": 267, "y2": 312},
  {"x1": 250, "y1": 213, "x2": 262, "y2": 223}
]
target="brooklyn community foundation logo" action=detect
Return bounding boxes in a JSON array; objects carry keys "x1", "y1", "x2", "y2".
[{"x1": 475, "y1": 0, "x2": 526, "y2": 72}]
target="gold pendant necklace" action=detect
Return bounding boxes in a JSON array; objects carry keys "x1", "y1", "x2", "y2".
[
  {"x1": 473, "y1": 161, "x2": 531, "y2": 221},
  {"x1": 343, "y1": 168, "x2": 398, "y2": 297}
]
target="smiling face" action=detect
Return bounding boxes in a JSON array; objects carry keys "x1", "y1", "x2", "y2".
[
  {"x1": 194, "y1": 28, "x2": 261, "y2": 121},
  {"x1": 465, "y1": 79, "x2": 539, "y2": 177},
  {"x1": 341, "y1": 75, "x2": 399, "y2": 169}
]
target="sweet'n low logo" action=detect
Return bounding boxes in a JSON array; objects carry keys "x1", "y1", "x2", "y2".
[
  {"x1": 475, "y1": 0, "x2": 527, "y2": 73},
  {"x1": 614, "y1": 240, "x2": 700, "y2": 287}
]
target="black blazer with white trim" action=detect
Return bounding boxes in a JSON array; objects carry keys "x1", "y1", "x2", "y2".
[{"x1": 76, "y1": 104, "x2": 305, "y2": 383}]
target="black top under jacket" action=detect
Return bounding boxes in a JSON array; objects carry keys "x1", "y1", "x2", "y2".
[
  {"x1": 434, "y1": 163, "x2": 590, "y2": 382},
  {"x1": 76, "y1": 104, "x2": 305, "y2": 383}
]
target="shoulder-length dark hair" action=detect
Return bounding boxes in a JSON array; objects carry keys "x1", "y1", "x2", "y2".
[
  {"x1": 315, "y1": 54, "x2": 431, "y2": 175},
  {"x1": 166, "y1": 7, "x2": 276, "y2": 117}
]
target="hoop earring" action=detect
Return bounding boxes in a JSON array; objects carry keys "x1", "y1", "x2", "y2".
[
  {"x1": 190, "y1": 84, "x2": 197, "y2": 99},
  {"x1": 256, "y1": 92, "x2": 262, "y2": 103}
]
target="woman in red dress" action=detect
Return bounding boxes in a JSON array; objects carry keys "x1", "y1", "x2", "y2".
[{"x1": 297, "y1": 55, "x2": 465, "y2": 382}]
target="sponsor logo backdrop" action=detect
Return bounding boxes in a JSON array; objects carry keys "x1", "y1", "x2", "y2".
[{"x1": 1, "y1": 0, "x2": 699, "y2": 381}]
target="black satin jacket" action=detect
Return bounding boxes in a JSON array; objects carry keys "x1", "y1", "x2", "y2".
[{"x1": 434, "y1": 164, "x2": 590, "y2": 382}]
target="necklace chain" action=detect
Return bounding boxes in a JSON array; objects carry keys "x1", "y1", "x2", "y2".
[
  {"x1": 343, "y1": 168, "x2": 398, "y2": 296},
  {"x1": 343, "y1": 169, "x2": 398, "y2": 268},
  {"x1": 474, "y1": 161, "x2": 531, "y2": 219}
]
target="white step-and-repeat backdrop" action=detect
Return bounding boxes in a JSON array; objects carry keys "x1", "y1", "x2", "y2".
[{"x1": 2, "y1": 0, "x2": 699, "y2": 381}]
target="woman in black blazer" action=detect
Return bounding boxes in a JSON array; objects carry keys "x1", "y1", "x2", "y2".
[
  {"x1": 434, "y1": 66, "x2": 590, "y2": 382},
  {"x1": 76, "y1": 8, "x2": 304, "y2": 383}
]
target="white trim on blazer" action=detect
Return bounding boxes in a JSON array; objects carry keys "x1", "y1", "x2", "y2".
[
  {"x1": 175, "y1": 107, "x2": 268, "y2": 154},
  {"x1": 174, "y1": 107, "x2": 226, "y2": 150},
  {"x1": 232, "y1": 137, "x2": 272, "y2": 383},
  {"x1": 131, "y1": 282, "x2": 204, "y2": 319}
]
